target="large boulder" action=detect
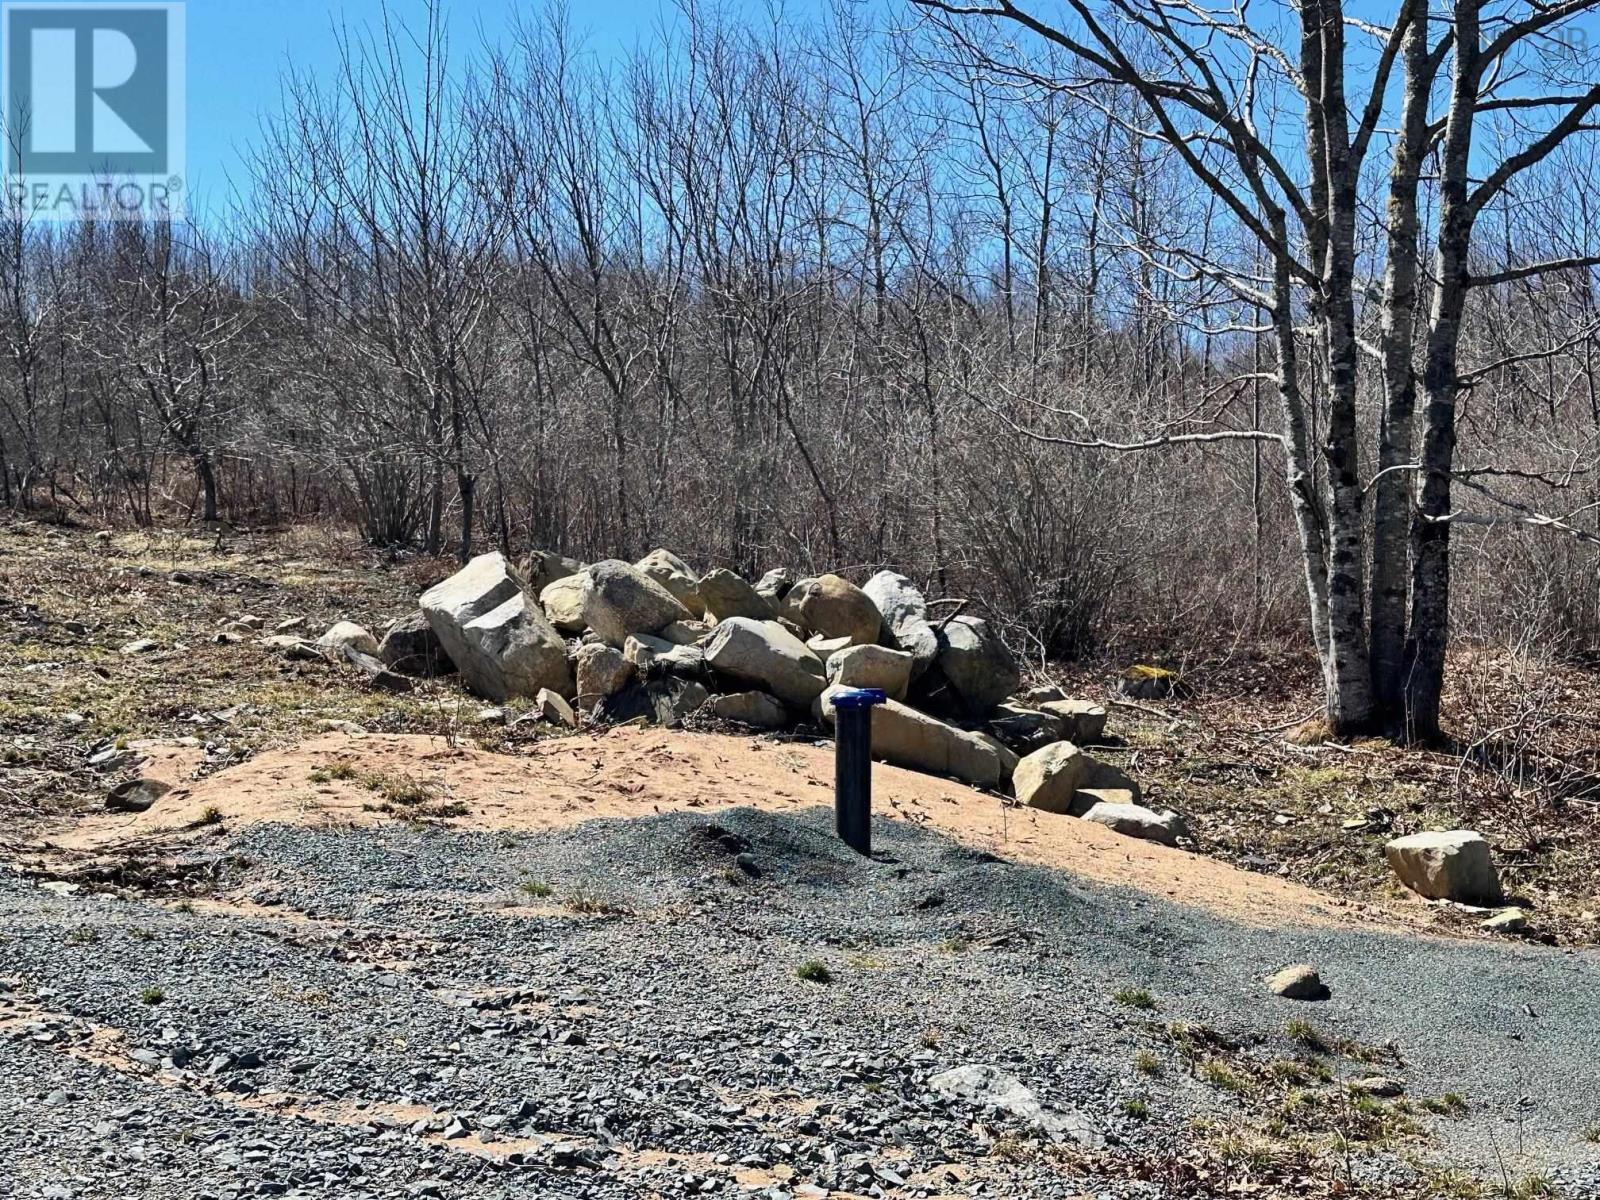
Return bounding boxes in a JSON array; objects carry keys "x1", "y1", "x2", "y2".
[
  {"x1": 635, "y1": 549, "x2": 703, "y2": 615},
  {"x1": 421, "y1": 553, "x2": 545, "y2": 698},
  {"x1": 574, "y1": 642, "x2": 635, "y2": 712},
  {"x1": 539, "y1": 573, "x2": 589, "y2": 633},
  {"x1": 862, "y1": 570, "x2": 939, "y2": 678},
  {"x1": 1081, "y1": 801, "x2": 1186, "y2": 846},
  {"x1": 698, "y1": 569, "x2": 775, "y2": 623},
  {"x1": 988, "y1": 704, "x2": 1066, "y2": 754},
  {"x1": 1013, "y1": 741, "x2": 1094, "y2": 814},
  {"x1": 1037, "y1": 699, "x2": 1108, "y2": 743},
  {"x1": 317, "y1": 621, "x2": 379, "y2": 658},
  {"x1": 624, "y1": 633, "x2": 705, "y2": 677},
  {"x1": 595, "y1": 677, "x2": 708, "y2": 727},
  {"x1": 708, "y1": 691, "x2": 789, "y2": 730},
  {"x1": 816, "y1": 684, "x2": 1010, "y2": 789},
  {"x1": 787, "y1": 574, "x2": 882, "y2": 646},
  {"x1": 581, "y1": 560, "x2": 693, "y2": 647},
  {"x1": 519, "y1": 550, "x2": 587, "y2": 595},
  {"x1": 937, "y1": 615, "x2": 1021, "y2": 715},
  {"x1": 1385, "y1": 831, "x2": 1502, "y2": 905},
  {"x1": 454, "y1": 592, "x2": 572, "y2": 702},
  {"x1": 378, "y1": 611, "x2": 454, "y2": 676},
  {"x1": 704, "y1": 618, "x2": 826, "y2": 707},
  {"x1": 826, "y1": 644, "x2": 913, "y2": 701},
  {"x1": 754, "y1": 568, "x2": 796, "y2": 603}
]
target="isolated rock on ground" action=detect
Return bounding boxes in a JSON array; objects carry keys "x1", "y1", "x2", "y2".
[
  {"x1": 1037, "y1": 699, "x2": 1108, "y2": 743},
  {"x1": 929, "y1": 1065, "x2": 1103, "y2": 1148},
  {"x1": 635, "y1": 549, "x2": 703, "y2": 615},
  {"x1": 581, "y1": 560, "x2": 693, "y2": 647},
  {"x1": 574, "y1": 643, "x2": 635, "y2": 712},
  {"x1": 1268, "y1": 964, "x2": 1331, "y2": 1000},
  {"x1": 378, "y1": 611, "x2": 454, "y2": 676},
  {"x1": 708, "y1": 691, "x2": 789, "y2": 729},
  {"x1": 817, "y1": 684, "x2": 1011, "y2": 789},
  {"x1": 754, "y1": 567, "x2": 796, "y2": 603},
  {"x1": 862, "y1": 570, "x2": 939, "y2": 677},
  {"x1": 698, "y1": 569, "x2": 774, "y2": 622},
  {"x1": 1119, "y1": 664, "x2": 1180, "y2": 699},
  {"x1": 455, "y1": 592, "x2": 572, "y2": 702},
  {"x1": 539, "y1": 573, "x2": 589, "y2": 633},
  {"x1": 534, "y1": 688, "x2": 577, "y2": 728},
  {"x1": 317, "y1": 621, "x2": 380, "y2": 658},
  {"x1": 105, "y1": 778, "x2": 171, "y2": 813},
  {"x1": 1080, "y1": 801, "x2": 1186, "y2": 846},
  {"x1": 1013, "y1": 741, "x2": 1094, "y2": 814},
  {"x1": 339, "y1": 644, "x2": 415, "y2": 694},
  {"x1": 704, "y1": 618, "x2": 827, "y2": 707},
  {"x1": 826, "y1": 644, "x2": 913, "y2": 701},
  {"x1": 937, "y1": 615, "x2": 1021, "y2": 715},
  {"x1": 785, "y1": 574, "x2": 883, "y2": 647},
  {"x1": 1385, "y1": 830, "x2": 1502, "y2": 905},
  {"x1": 259, "y1": 634, "x2": 323, "y2": 662}
]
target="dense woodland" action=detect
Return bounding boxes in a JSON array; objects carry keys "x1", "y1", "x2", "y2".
[{"x1": 3, "y1": 1, "x2": 1600, "y2": 734}]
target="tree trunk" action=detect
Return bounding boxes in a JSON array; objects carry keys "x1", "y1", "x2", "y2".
[
  {"x1": 1403, "y1": 0, "x2": 1481, "y2": 742},
  {"x1": 1368, "y1": 0, "x2": 1429, "y2": 723}
]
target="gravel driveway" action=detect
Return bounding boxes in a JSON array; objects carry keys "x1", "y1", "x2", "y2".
[{"x1": 3, "y1": 806, "x2": 1597, "y2": 1199}]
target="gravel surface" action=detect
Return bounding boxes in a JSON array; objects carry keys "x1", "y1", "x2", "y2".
[{"x1": 3, "y1": 807, "x2": 1597, "y2": 1198}]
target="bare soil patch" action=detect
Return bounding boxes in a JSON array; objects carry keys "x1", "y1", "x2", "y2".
[{"x1": 35, "y1": 726, "x2": 1404, "y2": 933}]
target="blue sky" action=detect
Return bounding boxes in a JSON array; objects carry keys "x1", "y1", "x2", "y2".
[{"x1": 183, "y1": 0, "x2": 682, "y2": 215}]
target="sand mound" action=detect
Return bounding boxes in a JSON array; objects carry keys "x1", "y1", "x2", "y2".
[{"x1": 40, "y1": 727, "x2": 1382, "y2": 929}]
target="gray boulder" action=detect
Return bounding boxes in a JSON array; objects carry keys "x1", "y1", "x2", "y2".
[
  {"x1": 936, "y1": 615, "x2": 1021, "y2": 715},
  {"x1": 421, "y1": 552, "x2": 557, "y2": 701},
  {"x1": 1012, "y1": 741, "x2": 1094, "y2": 814},
  {"x1": 624, "y1": 633, "x2": 705, "y2": 677},
  {"x1": 635, "y1": 549, "x2": 703, "y2": 615},
  {"x1": 825, "y1": 644, "x2": 913, "y2": 701},
  {"x1": 1038, "y1": 699, "x2": 1108, "y2": 743},
  {"x1": 455, "y1": 592, "x2": 572, "y2": 702},
  {"x1": 704, "y1": 618, "x2": 827, "y2": 707},
  {"x1": 708, "y1": 691, "x2": 790, "y2": 730},
  {"x1": 581, "y1": 560, "x2": 693, "y2": 646},
  {"x1": 1081, "y1": 801, "x2": 1186, "y2": 846},
  {"x1": 816, "y1": 684, "x2": 1011, "y2": 789},
  {"x1": 862, "y1": 570, "x2": 939, "y2": 678},
  {"x1": 787, "y1": 574, "x2": 882, "y2": 646},
  {"x1": 754, "y1": 567, "x2": 796, "y2": 603},
  {"x1": 519, "y1": 550, "x2": 587, "y2": 595},
  {"x1": 698, "y1": 569, "x2": 775, "y2": 622},
  {"x1": 317, "y1": 620, "x2": 379, "y2": 658},
  {"x1": 533, "y1": 688, "x2": 577, "y2": 729},
  {"x1": 539, "y1": 573, "x2": 589, "y2": 633},
  {"x1": 574, "y1": 643, "x2": 635, "y2": 712},
  {"x1": 1385, "y1": 830, "x2": 1502, "y2": 905},
  {"x1": 379, "y1": 611, "x2": 454, "y2": 676}
]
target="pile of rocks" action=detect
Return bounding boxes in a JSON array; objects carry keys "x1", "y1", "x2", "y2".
[{"x1": 279, "y1": 549, "x2": 1183, "y2": 846}]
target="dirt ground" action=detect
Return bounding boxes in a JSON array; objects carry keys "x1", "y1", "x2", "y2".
[
  {"x1": 28, "y1": 726, "x2": 1391, "y2": 933},
  {"x1": 3, "y1": 518, "x2": 1598, "y2": 944}
]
